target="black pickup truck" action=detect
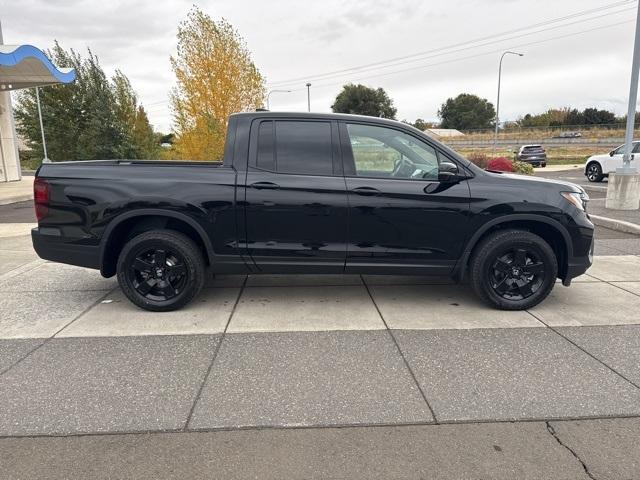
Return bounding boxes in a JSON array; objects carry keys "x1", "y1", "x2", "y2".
[{"x1": 32, "y1": 112, "x2": 594, "y2": 312}]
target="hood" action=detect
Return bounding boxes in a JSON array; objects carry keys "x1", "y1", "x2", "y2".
[{"x1": 485, "y1": 171, "x2": 584, "y2": 193}]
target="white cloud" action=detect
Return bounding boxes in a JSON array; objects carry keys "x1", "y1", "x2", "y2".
[{"x1": 1, "y1": 0, "x2": 637, "y2": 132}]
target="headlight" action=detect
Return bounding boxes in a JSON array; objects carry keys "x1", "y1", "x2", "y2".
[{"x1": 561, "y1": 191, "x2": 589, "y2": 211}]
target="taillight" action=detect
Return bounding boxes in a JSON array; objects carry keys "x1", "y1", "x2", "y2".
[{"x1": 33, "y1": 178, "x2": 49, "y2": 221}]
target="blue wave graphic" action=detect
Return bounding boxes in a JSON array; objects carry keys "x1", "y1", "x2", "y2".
[{"x1": 0, "y1": 44, "x2": 76, "y2": 83}]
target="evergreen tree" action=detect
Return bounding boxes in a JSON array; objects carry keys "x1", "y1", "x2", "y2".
[{"x1": 15, "y1": 43, "x2": 157, "y2": 163}]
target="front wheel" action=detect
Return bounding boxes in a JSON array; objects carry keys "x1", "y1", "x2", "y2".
[
  {"x1": 117, "y1": 229, "x2": 205, "y2": 311},
  {"x1": 469, "y1": 230, "x2": 558, "y2": 310},
  {"x1": 586, "y1": 162, "x2": 604, "y2": 182}
]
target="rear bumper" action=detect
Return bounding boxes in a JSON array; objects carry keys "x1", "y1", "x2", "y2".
[{"x1": 32, "y1": 228, "x2": 101, "y2": 270}]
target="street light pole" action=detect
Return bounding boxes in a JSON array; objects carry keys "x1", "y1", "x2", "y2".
[
  {"x1": 621, "y1": 2, "x2": 640, "y2": 172},
  {"x1": 494, "y1": 51, "x2": 523, "y2": 153},
  {"x1": 606, "y1": 1, "x2": 640, "y2": 210},
  {"x1": 306, "y1": 83, "x2": 311, "y2": 112},
  {"x1": 35, "y1": 87, "x2": 50, "y2": 163},
  {"x1": 266, "y1": 89, "x2": 292, "y2": 110}
]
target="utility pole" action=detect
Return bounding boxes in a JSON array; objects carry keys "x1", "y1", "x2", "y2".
[
  {"x1": 606, "y1": 1, "x2": 640, "y2": 209},
  {"x1": 494, "y1": 51, "x2": 523, "y2": 154},
  {"x1": 306, "y1": 83, "x2": 311, "y2": 112}
]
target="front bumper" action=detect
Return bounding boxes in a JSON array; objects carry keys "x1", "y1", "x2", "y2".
[
  {"x1": 32, "y1": 227, "x2": 101, "y2": 270},
  {"x1": 562, "y1": 235, "x2": 594, "y2": 286}
]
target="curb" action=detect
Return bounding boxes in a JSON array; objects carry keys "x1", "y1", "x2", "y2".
[
  {"x1": 590, "y1": 214, "x2": 640, "y2": 235},
  {"x1": 582, "y1": 185, "x2": 607, "y2": 193},
  {"x1": 0, "y1": 194, "x2": 32, "y2": 206}
]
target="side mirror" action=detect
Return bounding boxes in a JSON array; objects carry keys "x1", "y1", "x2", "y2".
[
  {"x1": 438, "y1": 161, "x2": 460, "y2": 182},
  {"x1": 610, "y1": 150, "x2": 615, "y2": 157}
]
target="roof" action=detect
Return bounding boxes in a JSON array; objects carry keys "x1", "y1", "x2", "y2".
[
  {"x1": 0, "y1": 45, "x2": 76, "y2": 90},
  {"x1": 232, "y1": 111, "x2": 421, "y2": 130}
]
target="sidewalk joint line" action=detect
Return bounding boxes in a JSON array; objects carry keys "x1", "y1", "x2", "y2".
[
  {"x1": 183, "y1": 275, "x2": 248, "y2": 430},
  {"x1": 4, "y1": 413, "x2": 640, "y2": 440},
  {"x1": 360, "y1": 275, "x2": 439, "y2": 424},
  {"x1": 526, "y1": 310, "x2": 640, "y2": 391},
  {"x1": 0, "y1": 287, "x2": 118, "y2": 377}
]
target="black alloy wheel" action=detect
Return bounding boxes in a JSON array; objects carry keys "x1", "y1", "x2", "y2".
[
  {"x1": 489, "y1": 247, "x2": 545, "y2": 301},
  {"x1": 117, "y1": 229, "x2": 205, "y2": 311},
  {"x1": 129, "y1": 247, "x2": 188, "y2": 301},
  {"x1": 469, "y1": 229, "x2": 558, "y2": 310}
]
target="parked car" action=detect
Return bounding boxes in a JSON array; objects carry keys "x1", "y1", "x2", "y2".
[
  {"x1": 515, "y1": 145, "x2": 547, "y2": 167},
  {"x1": 32, "y1": 112, "x2": 593, "y2": 312},
  {"x1": 584, "y1": 141, "x2": 640, "y2": 182}
]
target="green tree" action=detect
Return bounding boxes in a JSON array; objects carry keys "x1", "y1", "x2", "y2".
[
  {"x1": 331, "y1": 84, "x2": 397, "y2": 119},
  {"x1": 112, "y1": 70, "x2": 158, "y2": 158},
  {"x1": 15, "y1": 43, "x2": 157, "y2": 163},
  {"x1": 437, "y1": 93, "x2": 495, "y2": 130}
]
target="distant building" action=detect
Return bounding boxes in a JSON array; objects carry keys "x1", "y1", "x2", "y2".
[{"x1": 423, "y1": 128, "x2": 465, "y2": 139}]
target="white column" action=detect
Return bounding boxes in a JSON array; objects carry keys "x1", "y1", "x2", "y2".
[
  {"x1": 0, "y1": 90, "x2": 22, "y2": 182},
  {"x1": 0, "y1": 21, "x2": 22, "y2": 182}
]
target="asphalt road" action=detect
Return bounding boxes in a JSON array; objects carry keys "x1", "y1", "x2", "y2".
[{"x1": 534, "y1": 165, "x2": 599, "y2": 191}]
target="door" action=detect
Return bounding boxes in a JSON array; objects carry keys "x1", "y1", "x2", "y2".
[
  {"x1": 243, "y1": 119, "x2": 348, "y2": 273},
  {"x1": 606, "y1": 142, "x2": 640, "y2": 172},
  {"x1": 340, "y1": 122, "x2": 471, "y2": 275}
]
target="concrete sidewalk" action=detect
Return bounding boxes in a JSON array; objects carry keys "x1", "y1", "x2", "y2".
[
  {"x1": 2, "y1": 227, "x2": 640, "y2": 477},
  {"x1": 0, "y1": 177, "x2": 33, "y2": 206}
]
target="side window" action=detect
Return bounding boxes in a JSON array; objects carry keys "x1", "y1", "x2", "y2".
[
  {"x1": 345, "y1": 123, "x2": 443, "y2": 180},
  {"x1": 633, "y1": 143, "x2": 640, "y2": 154},
  {"x1": 275, "y1": 121, "x2": 333, "y2": 175},
  {"x1": 257, "y1": 121, "x2": 275, "y2": 170}
]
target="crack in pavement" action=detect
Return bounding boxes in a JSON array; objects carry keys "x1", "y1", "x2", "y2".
[{"x1": 546, "y1": 421, "x2": 597, "y2": 480}]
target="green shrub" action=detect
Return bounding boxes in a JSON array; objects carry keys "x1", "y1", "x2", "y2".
[
  {"x1": 19, "y1": 149, "x2": 41, "y2": 171},
  {"x1": 512, "y1": 160, "x2": 534, "y2": 175}
]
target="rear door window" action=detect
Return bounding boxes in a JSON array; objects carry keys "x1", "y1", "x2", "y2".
[{"x1": 275, "y1": 121, "x2": 334, "y2": 175}]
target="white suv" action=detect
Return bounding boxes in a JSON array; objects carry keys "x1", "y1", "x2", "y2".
[{"x1": 585, "y1": 141, "x2": 640, "y2": 182}]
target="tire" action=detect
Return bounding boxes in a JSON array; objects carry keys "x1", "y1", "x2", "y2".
[
  {"x1": 117, "y1": 229, "x2": 205, "y2": 312},
  {"x1": 469, "y1": 230, "x2": 558, "y2": 310},
  {"x1": 586, "y1": 162, "x2": 604, "y2": 182}
]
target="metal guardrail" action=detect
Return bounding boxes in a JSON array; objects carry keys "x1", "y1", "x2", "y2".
[{"x1": 442, "y1": 138, "x2": 624, "y2": 147}]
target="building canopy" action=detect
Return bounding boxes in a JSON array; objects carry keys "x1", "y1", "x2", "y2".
[{"x1": 0, "y1": 44, "x2": 76, "y2": 91}]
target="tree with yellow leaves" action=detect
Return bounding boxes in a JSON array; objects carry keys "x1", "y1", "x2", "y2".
[{"x1": 171, "y1": 7, "x2": 266, "y2": 160}]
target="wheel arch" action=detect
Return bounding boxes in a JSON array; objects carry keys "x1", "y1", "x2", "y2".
[
  {"x1": 453, "y1": 214, "x2": 573, "y2": 282},
  {"x1": 99, "y1": 209, "x2": 214, "y2": 278}
]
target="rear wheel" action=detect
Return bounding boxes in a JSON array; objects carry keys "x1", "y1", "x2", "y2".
[
  {"x1": 117, "y1": 229, "x2": 205, "y2": 311},
  {"x1": 469, "y1": 230, "x2": 557, "y2": 310},
  {"x1": 586, "y1": 162, "x2": 604, "y2": 182}
]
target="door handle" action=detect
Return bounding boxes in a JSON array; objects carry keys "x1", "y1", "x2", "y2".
[
  {"x1": 250, "y1": 181, "x2": 280, "y2": 190},
  {"x1": 351, "y1": 186, "x2": 381, "y2": 196}
]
